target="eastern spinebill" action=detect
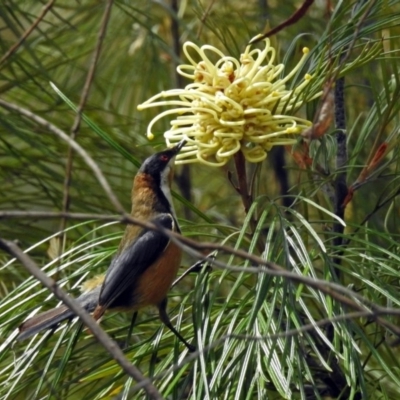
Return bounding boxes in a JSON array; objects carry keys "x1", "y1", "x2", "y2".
[{"x1": 18, "y1": 139, "x2": 194, "y2": 351}]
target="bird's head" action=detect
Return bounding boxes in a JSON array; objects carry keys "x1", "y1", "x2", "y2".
[
  {"x1": 139, "y1": 139, "x2": 186, "y2": 183},
  {"x1": 134, "y1": 139, "x2": 186, "y2": 220}
]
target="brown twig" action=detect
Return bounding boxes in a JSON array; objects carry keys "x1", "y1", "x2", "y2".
[
  {"x1": 60, "y1": 0, "x2": 114, "y2": 236},
  {"x1": 334, "y1": 0, "x2": 377, "y2": 77},
  {"x1": 0, "y1": 211, "x2": 121, "y2": 221},
  {"x1": 0, "y1": 0, "x2": 56, "y2": 68},
  {"x1": 249, "y1": 0, "x2": 315, "y2": 44},
  {"x1": 3, "y1": 208, "x2": 400, "y2": 339},
  {"x1": 196, "y1": 0, "x2": 217, "y2": 39},
  {"x1": 343, "y1": 188, "x2": 400, "y2": 245},
  {"x1": 4, "y1": 207, "x2": 400, "y2": 397},
  {"x1": 0, "y1": 238, "x2": 163, "y2": 400},
  {"x1": 0, "y1": 98, "x2": 125, "y2": 214},
  {"x1": 162, "y1": 227, "x2": 400, "y2": 340},
  {"x1": 131, "y1": 307, "x2": 400, "y2": 395}
]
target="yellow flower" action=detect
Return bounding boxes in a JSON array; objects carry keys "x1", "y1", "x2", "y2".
[{"x1": 138, "y1": 37, "x2": 319, "y2": 166}]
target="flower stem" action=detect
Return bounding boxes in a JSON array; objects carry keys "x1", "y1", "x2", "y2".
[
  {"x1": 233, "y1": 151, "x2": 264, "y2": 254},
  {"x1": 233, "y1": 150, "x2": 252, "y2": 214}
]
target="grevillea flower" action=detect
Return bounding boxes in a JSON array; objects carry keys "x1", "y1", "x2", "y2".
[{"x1": 138, "y1": 37, "x2": 320, "y2": 166}]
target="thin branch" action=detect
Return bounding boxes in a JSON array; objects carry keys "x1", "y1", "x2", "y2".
[
  {"x1": 166, "y1": 234, "x2": 400, "y2": 340},
  {"x1": 2, "y1": 207, "x2": 400, "y2": 338},
  {"x1": 4, "y1": 208, "x2": 400, "y2": 396},
  {"x1": 229, "y1": 309, "x2": 400, "y2": 341},
  {"x1": 196, "y1": 0, "x2": 217, "y2": 39},
  {"x1": 0, "y1": 211, "x2": 121, "y2": 221},
  {"x1": 0, "y1": 238, "x2": 163, "y2": 400},
  {"x1": 60, "y1": 0, "x2": 114, "y2": 234},
  {"x1": 172, "y1": 253, "x2": 215, "y2": 287},
  {"x1": 343, "y1": 188, "x2": 400, "y2": 245},
  {"x1": 0, "y1": 99, "x2": 126, "y2": 214},
  {"x1": 0, "y1": 0, "x2": 56, "y2": 68},
  {"x1": 335, "y1": 0, "x2": 377, "y2": 75},
  {"x1": 71, "y1": 0, "x2": 113, "y2": 135},
  {"x1": 249, "y1": 0, "x2": 314, "y2": 44},
  {"x1": 131, "y1": 306, "x2": 400, "y2": 394}
]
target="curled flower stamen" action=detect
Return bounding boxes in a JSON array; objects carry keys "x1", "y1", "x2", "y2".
[{"x1": 138, "y1": 37, "x2": 322, "y2": 166}]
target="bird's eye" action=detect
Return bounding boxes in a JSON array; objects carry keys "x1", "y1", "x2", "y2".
[{"x1": 160, "y1": 154, "x2": 169, "y2": 162}]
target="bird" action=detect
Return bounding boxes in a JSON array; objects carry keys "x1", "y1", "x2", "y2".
[{"x1": 18, "y1": 139, "x2": 195, "y2": 352}]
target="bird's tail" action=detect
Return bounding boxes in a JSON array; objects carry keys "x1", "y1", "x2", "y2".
[{"x1": 17, "y1": 287, "x2": 101, "y2": 341}]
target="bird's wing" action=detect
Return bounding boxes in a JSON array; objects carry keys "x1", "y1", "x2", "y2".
[{"x1": 98, "y1": 213, "x2": 175, "y2": 310}]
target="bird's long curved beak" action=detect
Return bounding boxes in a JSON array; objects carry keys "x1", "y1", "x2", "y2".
[{"x1": 173, "y1": 139, "x2": 186, "y2": 153}]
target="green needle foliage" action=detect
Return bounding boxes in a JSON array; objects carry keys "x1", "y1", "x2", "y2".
[{"x1": 1, "y1": 0, "x2": 400, "y2": 399}]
